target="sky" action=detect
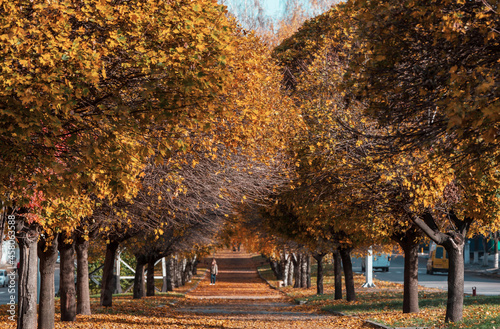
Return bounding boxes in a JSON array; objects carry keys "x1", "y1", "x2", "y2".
[
  {"x1": 262, "y1": 0, "x2": 282, "y2": 16},
  {"x1": 221, "y1": 0, "x2": 285, "y2": 20},
  {"x1": 220, "y1": 1, "x2": 339, "y2": 22}
]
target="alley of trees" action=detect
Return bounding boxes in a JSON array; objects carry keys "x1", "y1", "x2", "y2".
[{"x1": 0, "y1": 0, "x2": 499, "y2": 328}]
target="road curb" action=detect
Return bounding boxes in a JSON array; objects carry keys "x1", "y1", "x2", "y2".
[
  {"x1": 364, "y1": 319, "x2": 393, "y2": 329},
  {"x1": 326, "y1": 309, "x2": 429, "y2": 329},
  {"x1": 327, "y1": 311, "x2": 392, "y2": 328},
  {"x1": 364, "y1": 318, "x2": 428, "y2": 329},
  {"x1": 465, "y1": 268, "x2": 500, "y2": 279}
]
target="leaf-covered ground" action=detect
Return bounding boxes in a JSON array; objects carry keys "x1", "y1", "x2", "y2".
[
  {"x1": 258, "y1": 256, "x2": 500, "y2": 329},
  {"x1": 1, "y1": 251, "x2": 498, "y2": 328},
  {"x1": 0, "y1": 250, "x2": 366, "y2": 328}
]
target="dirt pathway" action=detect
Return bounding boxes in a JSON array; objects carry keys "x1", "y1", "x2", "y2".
[{"x1": 177, "y1": 250, "x2": 366, "y2": 328}]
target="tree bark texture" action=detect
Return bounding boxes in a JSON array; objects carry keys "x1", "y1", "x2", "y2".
[
  {"x1": 445, "y1": 241, "x2": 465, "y2": 323},
  {"x1": 280, "y1": 253, "x2": 292, "y2": 286},
  {"x1": 292, "y1": 253, "x2": 300, "y2": 288},
  {"x1": 402, "y1": 242, "x2": 420, "y2": 313},
  {"x1": 333, "y1": 250, "x2": 342, "y2": 300},
  {"x1": 392, "y1": 223, "x2": 422, "y2": 314},
  {"x1": 59, "y1": 236, "x2": 76, "y2": 321},
  {"x1": 180, "y1": 258, "x2": 187, "y2": 286},
  {"x1": 146, "y1": 260, "x2": 156, "y2": 296},
  {"x1": 76, "y1": 236, "x2": 91, "y2": 315},
  {"x1": 313, "y1": 253, "x2": 325, "y2": 295},
  {"x1": 100, "y1": 240, "x2": 119, "y2": 307},
  {"x1": 339, "y1": 247, "x2": 355, "y2": 301},
  {"x1": 269, "y1": 259, "x2": 281, "y2": 279},
  {"x1": 174, "y1": 256, "x2": 182, "y2": 288},
  {"x1": 287, "y1": 258, "x2": 294, "y2": 286},
  {"x1": 133, "y1": 260, "x2": 145, "y2": 299},
  {"x1": 306, "y1": 256, "x2": 311, "y2": 289},
  {"x1": 183, "y1": 258, "x2": 193, "y2": 283},
  {"x1": 38, "y1": 234, "x2": 58, "y2": 329},
  {"x1": 161, "y1": 258, "x2": 168, "y2": 292},
  {"x1": 16, "y1": 219, "x2": 39, "y2": 329},
  {"x1": 192, "y1": 257, "x2": 198, "y2": 275},
  {"x1": 0, "y1": 211, "x2": 6, "y2": 266},
  {"x1": 300, "y1": 255, "x2": 308, "y2": 288},
  {"x1": 166, "y1": 257, "x2": 175, "y2": 291}
]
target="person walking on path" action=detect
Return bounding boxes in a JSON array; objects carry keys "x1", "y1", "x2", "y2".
[{"x1": 210, "y1": 259, "x2": 218, "y2": 285}]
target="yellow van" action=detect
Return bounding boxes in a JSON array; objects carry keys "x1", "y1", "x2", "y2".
[{"x1": 426, "y1": 245, "x2": 449, "y2": 274}]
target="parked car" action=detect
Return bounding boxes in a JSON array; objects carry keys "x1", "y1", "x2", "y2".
[
  {"x1": 0, "y1": 269, "x2": 7, "y2": 287},
  {"x1": 361, "y1": 253, "x2": 391, "y2": 272},
  {"x1": 427, "y1": 245, "x2": 449, "y2": 274}
]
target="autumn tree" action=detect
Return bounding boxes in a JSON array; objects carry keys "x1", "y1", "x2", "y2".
[
  {"x1": 272, "y1": 1, "x2": 452, "y2": 313},
  {"x1": 349, "y1": 0, "x2": 500, "y2": 322},
  {"x1": 0, "y1": 0, "x2": 238, "y2": 203},
  {"x1": 1, "y1": 0, "x2": 243, "y2": 326}
]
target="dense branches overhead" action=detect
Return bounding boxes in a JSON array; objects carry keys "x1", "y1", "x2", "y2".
[{"x1": 351, "y1": 0, "x2": 500, "y2": 158}]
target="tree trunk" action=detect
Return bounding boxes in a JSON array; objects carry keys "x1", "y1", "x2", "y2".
[
  {"x1": 401, "y1": 242, "x2": 420, "y2": 313},
  {"x1": 133, "y1": 260, "x2": 145, "y2": 299},
  {"x1": 16, "y1": 219, "x2": 39, "y2": 329},
  {"x1": 192, "y1": 257, "x2": 198, "y2": 275},
  {"x1": 292, "y1": 253, "x2": 300, "y2": 288},
  {"x1": 393, "y1": 224, "x2": 422, "y2": 314},
  {"x1": 313, "y1": 253, "x2": 325, "y2": 295},
  {"x1": 59, "y1": 235, "x2": 77, "y2": 321},
  {"x1": 166, "y1": 257, "x2": 175, "y2": 291},
  {"x1": 75, "y1": 236, "x2": 91, "y2": 315},
  {"x1": 38, "y1": 234, "x2": 58, "y2": 329},
  {"x1": 180, "y1": 258, "x2": 187, "y2": 286},
  {"x1": 281, "y1": 257, "x2": 289, "y2": 286},
  {"x1": 280, "y1": 252, "x2": 291, "y2": 286},
  {"x1": 482, "y1": 236, "x2": 489, "y2": 267},
  {"x1": 445, "y1": 241, "x2": 465, "y2": 323},
  {"x1": 333, "y1": 250, "x2": 342, "y2": 300},
  {"x1": 339, "y1": 246, "x2": 355, "y2": 301},
  {"x1": 183, "y1": 258, "x2": 193, "y2": 283},
  {"x1": 269, "y1": 259, "x2": 281, "y2": 279},
  {"x1": 494, "y1": 233, "x2": 499, "y2": 269},
  {"x1": 146, "y1": 260, "x2": 155, "y2": 296},
  {"x1": 161, "y1": 258, "x2": 168, "y2": 292},
  {"x1": 306, "y1": 255, "x2": 311, "y2": 289},
  {"x1": 0, "y1": 211, "x2": 6, "y2": 266},
  {"x1": 409, "y1": 210, "x2": 472, "y2": 323},
  {"x1": 113, "y1": 251, "x2": 122, "y2": 294},
  {"x1": 287, "y1": 257, "x2": 294, "y2": 286},
  {"x1": 100, "y1": 240, "x2": 119, "y2": 307},
  {"x1": 300, "y1": 255, "x2": 308, "y2": 288},
  {"x1": 175, "y1": 256, "x2": 182, "y2": 288}
]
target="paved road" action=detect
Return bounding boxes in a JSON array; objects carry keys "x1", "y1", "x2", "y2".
[
  {"x1": 0, "y1": 267, "x2": 60, "y2": 305},
  {"x1": 352, "y1": 254, "x2": 500, "y2": 296}
]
